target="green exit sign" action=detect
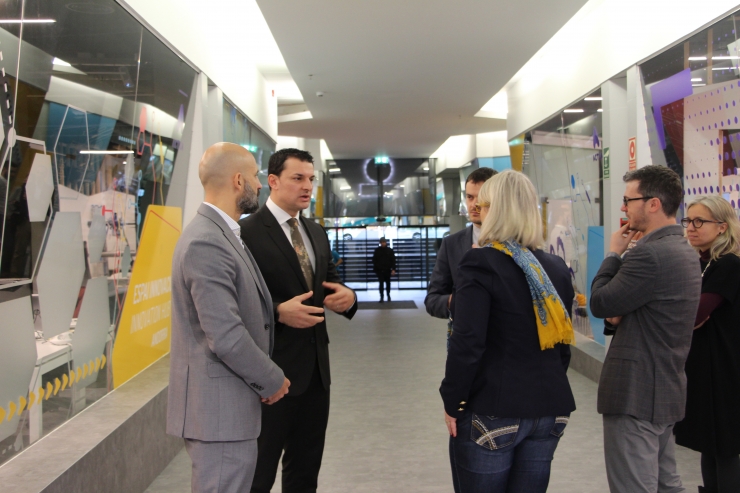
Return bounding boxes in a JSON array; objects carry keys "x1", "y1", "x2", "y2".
[{"x1": 375, "y1": 156, "x2": 389, "y2": 164}]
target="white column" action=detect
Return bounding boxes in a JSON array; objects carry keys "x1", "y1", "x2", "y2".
[{"x1": 602, "y1": 76, "x2": 629, "y2": 255}]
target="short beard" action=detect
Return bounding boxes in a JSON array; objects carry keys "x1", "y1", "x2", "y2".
[{"x1": 237, "y1": 181, "x2": 260, "y2": 214}]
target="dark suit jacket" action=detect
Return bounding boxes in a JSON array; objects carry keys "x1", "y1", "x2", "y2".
[
  {"x1": 425, "y1": 226, "x2": 474, "y2": 319},
  {"x1": 239, "y1": 205, "x2": 357, "y2": 395},
  {"x1": 590, "y1": 224, "x2": 701, "y2": 423},
  {"x1": 440, "y1": 247, "x2": 576, "y2": 419}
]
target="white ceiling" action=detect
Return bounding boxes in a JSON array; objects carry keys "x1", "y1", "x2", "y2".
[{"x1": 256, "y1": 0, "x2": 589, "y2": 159}]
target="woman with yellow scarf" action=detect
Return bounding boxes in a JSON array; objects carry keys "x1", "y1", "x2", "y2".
[{"x1": 440, "y1": 170, "x2": 576, "y2": 493}]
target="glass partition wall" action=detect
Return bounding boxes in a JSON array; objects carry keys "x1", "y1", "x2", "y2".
[
  {"x1": 223, "y1": 99, "x2": 275, "y2": 208},
  {"x1": 0, "y1": 0, "x2": 196, "y2": 466},
  {"x1": 639, "y1": 10, "x2": 740, "y2": 220},
  {"x1": 518, "y1": 91, "x2": 604, "y2": 343},
  {"x1": 320, "y1": 157, "x2": 445, "y2": 289}
]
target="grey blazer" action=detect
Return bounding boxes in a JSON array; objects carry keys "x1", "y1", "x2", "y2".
[
  {"x1": 425, "y1": 226, "x2": 474, "y2": 319},
  {"x1": 590, "y1": 224, "x2": 701, "y2": 423},
  {"x1": 167, "y1": 204, "x2": 285, "y2": 442}
]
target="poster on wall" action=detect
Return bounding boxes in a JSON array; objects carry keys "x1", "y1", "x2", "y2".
[{"x1": 112, "y1": 205, "x2": 181, "y2": 388}]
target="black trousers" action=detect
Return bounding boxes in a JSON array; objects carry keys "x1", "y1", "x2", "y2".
[
  {"x1": 701, "y1": 453, "x2": 740, "y2": 492},
  {"x1": 377, "y1": 271, "x2": 391, "y2": 298},
  {"x1": 251, "y1": 364, "x2": 330, "y2": 493}
]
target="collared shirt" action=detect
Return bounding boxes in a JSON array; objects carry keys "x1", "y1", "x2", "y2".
[
  {"x1": 203, "y1": 202, "x2": 244, "y2": 247},
  {"x1": 265, "y1": 197, "x2": 316, "y2": 270},
  {"x1": 472, "y1": 224, "x2": 481, "y2": 247}
]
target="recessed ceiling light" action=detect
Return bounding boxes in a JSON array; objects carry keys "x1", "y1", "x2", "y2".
[
  {"x1": 713, "y1": 56, "x2": 740, "y2": 60},
  {"x1": 0, "y1": 19, "x2": 56, "y2": 23},
  {"x1": 597, "y1": 109, "x2": 603, "y2": 112},
  {"x1": 712, "y1": 67, "x2": 733, "y2": 71},
  {"x1": 692, "y1": 83, "x2": 706, "y2": 87},
  {"x1": 422, "y1": 167, "x2": 429, "y2": 171},
  {"x1": 688, "y1": 56, "x2": 707, "y2": 61},
  {"x1": 563, "y1": 109, "x2": 584, "y2": 113},
  {"x1": 584, "y1": 97, "x2": 602, "y2": 101},
  {"x1": 690, "y1": 78, "x2": 703, "y2": 82},
  {"x1": 329, "y1": 168, "x2": 340, "y2": 173}
]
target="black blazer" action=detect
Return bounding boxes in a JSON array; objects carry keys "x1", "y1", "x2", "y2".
[
  {"x1": 425, "y1": 226, "x2": 474, "y2": 319},
  {"x1": 239, "y1": 205, "x2": 357, "y2": 395},
  {"x1": 440, "y1": 247, "x2": 576, "y2": 419}
]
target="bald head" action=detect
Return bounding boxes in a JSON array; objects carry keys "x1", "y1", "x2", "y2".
[{"x1": 199, "y1": 142, "x2": 256, "y2": 191}]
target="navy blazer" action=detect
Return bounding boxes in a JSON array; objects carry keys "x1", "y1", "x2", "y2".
[
  {"x1": 425, "y1": 226, "x2": 474, "y2": 319},
  {"x1": 440, "y1": 247, "x2": 576, "y2": 419}
]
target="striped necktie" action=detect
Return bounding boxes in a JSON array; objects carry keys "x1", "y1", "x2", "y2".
[{"x1": 287, "y1": 218, "x2": 314, "y2": 289}]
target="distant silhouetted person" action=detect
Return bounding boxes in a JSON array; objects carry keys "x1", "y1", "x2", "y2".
[{"x1": 372, "y1": 237, "x2": 396, "y2": 302}]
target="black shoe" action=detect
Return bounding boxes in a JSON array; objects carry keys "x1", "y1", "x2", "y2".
[
  {"x1": 387, "y1": 295, "x2": 391, "y2": 302},
  {"x1": 379, "y1": 298, "x2": 384, "y2": 303}
]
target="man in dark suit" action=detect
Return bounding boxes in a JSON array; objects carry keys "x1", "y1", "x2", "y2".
[
  {"x1": 425, "y1": 168, "x2": 496, "y2": 331},
  {"x1": 590, "y1": 165, "x2": 701, "y2": 493},
  {"x1": 372, "y1": 237, "x2": 396, "y2": 302},
  {"x1": 240, "y1": 148, "x2": 357, "y2": 493}
]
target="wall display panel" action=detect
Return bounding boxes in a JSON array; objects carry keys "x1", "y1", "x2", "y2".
[
  {"x1": 520, "y1": 91, "x2": 604, "y2": 343},
  {"x1": 0, "y1": 0, "x2": 196, "y2": 467},
  {"x1": 640, "y1": 10, "x2": 740, "y2": 217}
]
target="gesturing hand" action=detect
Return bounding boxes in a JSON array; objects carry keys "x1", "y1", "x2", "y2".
[
  {"x1": 277, "y1": 291, "x2": 324, "y2": 328},
  {"x1": 323, "y1": 282, "x2": 355, "y2": 313},
  {"x1": 262, "y1": 377, "x2": 290, "y2": 405}
]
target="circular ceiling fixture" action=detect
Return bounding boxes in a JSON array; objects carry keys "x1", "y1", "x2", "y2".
[{"x1": 65, "y1": 3, "x2": 115, "y2": 14}]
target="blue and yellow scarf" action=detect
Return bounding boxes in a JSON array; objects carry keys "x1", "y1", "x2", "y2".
[{"x1": 488, "y1": 240, "x2": 575, "y2": 350}]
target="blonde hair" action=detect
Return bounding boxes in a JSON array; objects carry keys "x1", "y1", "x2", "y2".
[
  {"x1": 478, "y1": 170, "x2": 543, "y2": 249},
  {"x1": 686, "y1": 195, "x2": 740, "y2": 260}
]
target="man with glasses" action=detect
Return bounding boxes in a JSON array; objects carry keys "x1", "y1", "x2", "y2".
[
  {"x1": 425, "y1": 167, "x2": 496, "y2": 339},
  {"x1": 590, "y1": 165, "x2": 702, "y2": 493}
]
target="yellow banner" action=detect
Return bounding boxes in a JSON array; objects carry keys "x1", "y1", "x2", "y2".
[{"x1": 112, "y1": 205, "x2": 181, "y2": 388}]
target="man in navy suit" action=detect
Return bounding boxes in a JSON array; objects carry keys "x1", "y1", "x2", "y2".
[{"x1": 425, "y1": 167, "x2": 497, "y2": 327}]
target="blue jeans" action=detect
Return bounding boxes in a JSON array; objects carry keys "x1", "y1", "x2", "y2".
[{"x1": 449, "y1": 412, "x2": 569, "y2": 493}]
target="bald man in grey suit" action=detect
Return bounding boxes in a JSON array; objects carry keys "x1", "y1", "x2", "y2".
[{"x1": 167, "y1": 143, "x2": 290, "y2": 493}]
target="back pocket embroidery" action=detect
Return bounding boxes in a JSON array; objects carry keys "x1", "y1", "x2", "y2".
[{"x1": 470, "y1": 414, "x2": 520, "y2": 450}]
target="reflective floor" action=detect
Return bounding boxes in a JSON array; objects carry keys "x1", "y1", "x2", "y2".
[{"x1": 146, "y1": 290, "x2": 702, "y2": 493}]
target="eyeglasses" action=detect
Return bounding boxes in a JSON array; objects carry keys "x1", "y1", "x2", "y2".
[
  {"x1": 680, "y1": 217, "x2": 724, "y2": 229},
  {"x1": 622, "y1": 196, "x2": 654, "y2": 207},
  {"x1": 470, "y1": 201, "x2": 490, "y2": 213}
]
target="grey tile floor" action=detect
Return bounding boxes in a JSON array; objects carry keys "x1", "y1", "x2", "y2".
[{"x1": 146, "y1": 290, "x2": 702, "y2": 493}]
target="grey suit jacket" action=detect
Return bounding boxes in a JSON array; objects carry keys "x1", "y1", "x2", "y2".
[
  {"x1": 590, "y1": 224, "x2": 701, "y2": 423},
  {"x1": 425, "y1": 226, "x2": 474, "y2": 319},
  {"x1": 167, "y1": 204, "x2": 285, "y2": 441}
]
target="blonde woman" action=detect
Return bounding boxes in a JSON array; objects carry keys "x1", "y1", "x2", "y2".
[
  {"x1": 675, "y1": 195, "x2": 740, "y2": 493},
  {"x1": 440, "y1": 170, "x2": 575, "y2": 493}
]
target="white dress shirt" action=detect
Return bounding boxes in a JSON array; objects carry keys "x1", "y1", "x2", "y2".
[
  {"x1": 265, "y1": 197, "x2": 316, "y2": 271},
  {"x1": 472, "y1": 224, "x2": 481, "y2": 247},
  {"x1": 203, "y1": 202, "x2": 244, "y2": 247}
]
